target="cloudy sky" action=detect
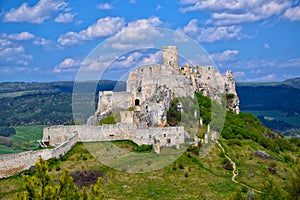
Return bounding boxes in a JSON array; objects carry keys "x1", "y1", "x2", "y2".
[{"x1": 0, "y1": 0, "x2": 300, "y2": 82}]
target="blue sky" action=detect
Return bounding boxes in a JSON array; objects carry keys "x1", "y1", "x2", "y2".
[{"x1": 0, "y1": 0, "x2": 300, "y2": 82}]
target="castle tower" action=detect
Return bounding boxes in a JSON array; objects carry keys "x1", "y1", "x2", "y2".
[{"x1": 162, "y1": 46, "x2": 178, "y2": 67}]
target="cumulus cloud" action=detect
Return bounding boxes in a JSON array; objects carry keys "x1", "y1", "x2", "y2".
[
  {"x1": 53, "y1": 58, "x2": 81, "y2": 73},
  {"x1": 114, "y1": 50, "x2": 162, "y2": 68},
  {"x1": 96, "y1": 3, "x2": 113, "y2": 10},
  {"x1": 3, "y1": 0, "x2": 68, "y2": 23},
  {"x1": 4, "y1": 32, "x2": 35, "y2": 41},
  {"x1": 179, "y1": 0, "x2": 291, "y2": 25},
  {"x1": 58, "y1": 17, "x2": 125, "y2": 46},
  {"x1": 0, "y1": 41, "x2": 32, "y2": 66},
  {"x1": 177, "y1": 19, "x2": 242, "y2": 42},
  {"x1": 210, "y1": 49, "x2": 239, "y2": 62},
  {"x1": 54, "y1": 12, "x2": 76, "y2": 23},
  {"x1": 58, "y1": 16, "x2": 162, "y2": 47},
  {"x1": 0, "y1": 33, "x2": 34, "y2": 66},
  {"x1": 106, "y1": 17, "x2": 162, "y2": 50},
  {"x1": 284, "y1": 6, "x2": 300, "y2": 21}
]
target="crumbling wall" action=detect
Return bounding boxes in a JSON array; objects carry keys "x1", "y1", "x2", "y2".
[{"x1": 0, "y1": 133, "x2": 78, "y2": 178}]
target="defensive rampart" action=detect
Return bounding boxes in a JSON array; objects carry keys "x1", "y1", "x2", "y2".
[
  {"x1": 0, "y1": 133, "x2": 78, "y2": 178},
  {"x1": 0, "y1": 124, "x2": 186, "y2": 178}
]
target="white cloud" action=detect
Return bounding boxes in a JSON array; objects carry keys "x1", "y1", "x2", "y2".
[
  {"x1": 210, "y1": 49, "x2": 239, "y2": 62},
  {"x1": 284, "y1": 6, "x2": 300, "y2": 21},
  {"x1": 114, "y1": 51, "x2": 162, "y2": 68},
  {"x1": 96, "y1": 3, "x2": 113, "y2": 10},
  {"x1": 177, "y1": 19, "x2": 242, "y2": 42},
  {"x1": 54, "y1": 12, "x2": 76, "y2": 23},
  {"x1": 126, "y1": 16, "x2": 162, "y2": 30},
  {"x1": 233, "y1": 71, "x2": 246, "y2": 81},
  {"x1": 0, "y1": 43, "x2": 32, "y2": 66},
  {"x1": 0, "y1": 34, "x2": 34, "y2": 66},
  {"x1": 179, "y1": 0, "x2": 291, "y2": 25},
  {"x1": 115, "y1": 52, "x2": 143, "y2": 67},
  {"x1": 156, "y1": 5, "x2": 162, "y2": 10},
  {"x1": 5, "y1": 32, "x2": 35, "y2": 41},
  {"x1": 3, "y1": 0, "x2": 68, "y2": 24},
  {"x1": 58, "y1": 17, "x2": 125, "y2": 46},
  {"x1": 107, "y1": 17, "x2": 162, "y2": 50},
  {"x1": 129, "y1": 0, "x2": 136, "y2": 4},
  {"x1": 58, "y1": 16, "x2": 162, "y2": 48},
  {"x1": 53, "y1": 58, "x2": 81, "y2": 73},
  {"x1": 280, "y1": 58, "x2": 300, "y2": 67}
]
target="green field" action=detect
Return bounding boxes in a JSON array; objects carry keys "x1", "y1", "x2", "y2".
[{"x1": 0, "y1": 125, "x2": 47, "y2": 154}]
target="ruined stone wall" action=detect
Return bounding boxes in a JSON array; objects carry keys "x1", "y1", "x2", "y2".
[
  {"x1": 0, "y1": 133, "x2": 78, "y2": 178},
  {"x1": 1, "y1": 123, "x2": 186, "y2": 178},
  {"x1": 132, "y1": 126, "x2": 185, "y2": 147},
  {"x1": 97, "y1": 91, "x2": 132, "y2": 114}
]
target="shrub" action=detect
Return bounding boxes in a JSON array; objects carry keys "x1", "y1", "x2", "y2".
[{"x1": 99, "y1": 115, "x2": 116, "y2": 125}]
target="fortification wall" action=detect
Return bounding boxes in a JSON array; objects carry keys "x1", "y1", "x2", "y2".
[
  {"x1": 44, "y1": 124, "x2": 138, "y2": 145},
  {"x1": 97, "y1": 91, "x2": 132, "y2": 115},
  {"x1": 132, "y1": 126, "x2": 185, "y2": 146},
  {"x1": 0, "y1": 133, "x2": 78, "y2": 178}
]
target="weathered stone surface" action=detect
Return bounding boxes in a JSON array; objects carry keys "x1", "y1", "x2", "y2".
[
  {"x1": 90, "y1": 46, "x2": 240, "y2": 126},
  {"x1": 254, "y1": 150, "x2": 273, "y2": 159}
]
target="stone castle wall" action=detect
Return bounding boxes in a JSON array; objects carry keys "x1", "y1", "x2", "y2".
[
  {"x1": 1, "y1": 124, "x2": 186, "y2": 178},
  {"x1": 0, "y1": 133, "x2": 78, "y2": 178},
  {"x1": 44, "y1": 124, "x2": 186, "y2": 147}
]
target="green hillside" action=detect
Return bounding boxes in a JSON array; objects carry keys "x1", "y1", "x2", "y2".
[{"x1": 1, "y1": 112, "x2": 299, "y2": 199}]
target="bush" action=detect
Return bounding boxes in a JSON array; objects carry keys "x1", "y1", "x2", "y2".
[
  {"x1": 133, "y1": 144, "x2": 153, "y2": 152},
  {"x1": 99, "y1": 115, "x2": 116, "y2": 125},
  {"x1": 128, "y1": 107, "x2": 134, "y2": 111}
]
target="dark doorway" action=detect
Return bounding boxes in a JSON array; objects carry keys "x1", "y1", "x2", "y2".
[{"x1": 135, "y1": 99, "x2": 140, "y2": 106}]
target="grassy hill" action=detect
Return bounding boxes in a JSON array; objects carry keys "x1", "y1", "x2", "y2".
[{"x1": 0, "y1": 112, "x2": 299, "y2": 199}]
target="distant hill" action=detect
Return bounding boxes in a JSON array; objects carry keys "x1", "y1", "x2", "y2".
[
  {"x1": 284, "y1": 77, "x2": 300, "y2": 89},
  {"x1": 0, "y1": 81, "x2": 126, "y2": 126},
  {"x1": 236, "y1": 77, "x2": 300, "y2": 136}
]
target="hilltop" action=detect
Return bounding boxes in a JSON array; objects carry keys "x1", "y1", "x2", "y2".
[{"x1": 0, "y1": 111, "x2": 299, "y2": 199}]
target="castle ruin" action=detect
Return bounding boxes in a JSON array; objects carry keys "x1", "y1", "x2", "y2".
[{"x1": 0, "y1": 46, "x2": 240, "y2": 178}]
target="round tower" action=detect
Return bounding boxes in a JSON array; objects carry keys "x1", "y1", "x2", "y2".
[{"x1": 162, "y1": 46, "x2": 178, "y2": 67}]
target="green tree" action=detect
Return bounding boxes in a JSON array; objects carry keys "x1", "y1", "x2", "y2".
[
  {"x1": 17, "y1": 158, "x2": 105, "y2": 200},
  {"x1": 17, "y1": 157, "x2": 54, "y2": 200},
  {"x1": 57, "y1": 169, "x2": 80, "y2": 200},
  {"x1": 89, "y1": 178, "x2": 105, "y2": 200}
]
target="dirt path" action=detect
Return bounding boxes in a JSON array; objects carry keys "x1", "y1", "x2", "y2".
[{"x1": 216, "y1": 141, "x2": 263, "y2": 193}]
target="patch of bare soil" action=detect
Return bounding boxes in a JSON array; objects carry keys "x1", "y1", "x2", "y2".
[{"x1": 70, "y1": 170, "x2": 106, "y2": 188}]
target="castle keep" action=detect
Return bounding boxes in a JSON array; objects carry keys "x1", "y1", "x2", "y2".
[
  {"x1": 0, "y1": 46, "x2": 240, "y2": 178},
  {"x1": 88, "y1": 46, "x2": 239, "y2": 127}
]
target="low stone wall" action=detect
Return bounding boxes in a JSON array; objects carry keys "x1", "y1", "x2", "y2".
[
  {"x1": 0, "y1": 133, "x2": 78, "y2": 178},
  {"x1": 1, "y1": 124, "x2": 186, "y2": 178}
]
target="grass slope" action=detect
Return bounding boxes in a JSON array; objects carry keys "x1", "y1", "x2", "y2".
[{"x1": 0, "y1": 113, "x2": 299, "y2": 199}]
